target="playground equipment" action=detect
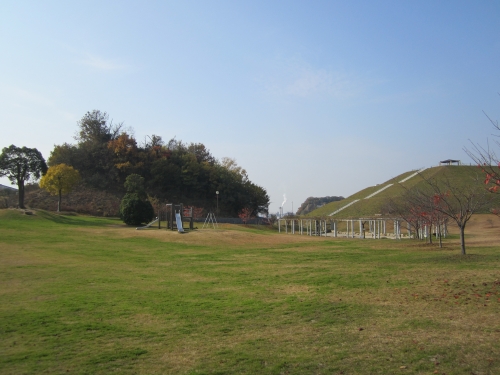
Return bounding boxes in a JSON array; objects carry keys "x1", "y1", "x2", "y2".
[
  {"x1": 202, "y1": 212, "x2": 218, "y2": 229},
  {"x1": 166, "y1": 203, "x2": 193, "y2": 232},
  {"x1": 136, "y1": 217, "x2": 159, "y2": 230},
  {"x1": 175, "y1": 212, "x2": 184, "y2": 233},
  {"x1": 132, "y1": 203, "x2": 195, "y2": 232}
]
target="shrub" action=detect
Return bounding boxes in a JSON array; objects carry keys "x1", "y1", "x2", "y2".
[{"x1": 120, "y1": 193, "x2": 154, "y2": 226}]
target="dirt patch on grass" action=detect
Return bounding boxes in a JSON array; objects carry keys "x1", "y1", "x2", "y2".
[
  {"x1": 73, "y1": 225, "x2": 328, "y2": 249},
  {"x1": 464, "y1": 214, "x2": 500, "y2": 246}
]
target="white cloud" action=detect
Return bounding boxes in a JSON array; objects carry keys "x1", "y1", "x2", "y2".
[{"x1": 262, "y1": 58, "x2": 371, "y2": 100}]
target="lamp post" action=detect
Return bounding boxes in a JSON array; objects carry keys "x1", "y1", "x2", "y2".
[{"x1": 216, "y1": 191, "x2": 219, "y2": 214}]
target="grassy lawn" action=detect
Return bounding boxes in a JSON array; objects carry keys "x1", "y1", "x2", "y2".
[{"x1": 1, "y1": 209, "x2": 500, "y2": 374}]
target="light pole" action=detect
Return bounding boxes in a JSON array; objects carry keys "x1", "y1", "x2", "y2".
[{"x1": 216, "y1": 191, "x2": 219, "y2": 214}]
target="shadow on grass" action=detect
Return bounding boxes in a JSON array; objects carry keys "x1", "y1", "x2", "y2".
[
  {"x1": 36, "y1": 210, "x2": 117, "y2": 227},
  {"x1": 417, "y1": 253, "x2": 500, "y2": 265}
]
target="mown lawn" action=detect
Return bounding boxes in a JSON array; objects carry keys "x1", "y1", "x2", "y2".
[{"x1": 1, "y1": 209, "x2": 500, "y2": 374}]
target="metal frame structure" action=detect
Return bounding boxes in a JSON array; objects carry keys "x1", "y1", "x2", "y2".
[{"x1": 277, "y1": 217, "x2": 447, "y2": 240}]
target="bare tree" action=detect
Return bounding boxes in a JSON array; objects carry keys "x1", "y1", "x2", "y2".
[
  {"x1": 384, "y1": 195, "x2": 424, "y2": 240},
  {"x1": 403, "y1": 173, "x2": 492, "y2": 255},
  {"x1": 465, "y1": 96, "x2": 500, "y2": 215},
  {"x1": 384, "y1": 191, "x2": 447, "y2": 246}
]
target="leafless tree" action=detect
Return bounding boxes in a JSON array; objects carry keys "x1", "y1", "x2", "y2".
[
  {"x1": 383, "y1": 195, "x2": 424, "y2": 240},
  {"x1": 384, "y1": 191, "x2": 448, "y2": 247},
  {"x1": 465, "y1": 96, "x2": 500, "y2": 215},
  {"x1": 403, "y1": 173, "x2": 492, "y2": 255}
]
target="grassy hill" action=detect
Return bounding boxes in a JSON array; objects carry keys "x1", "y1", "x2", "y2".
[
  {"x1": 24, "y1": 184, "x2": 121, "y2": 216},
  {"x1": 307, "y1": 166, "x2": 500, "y2": 218}
]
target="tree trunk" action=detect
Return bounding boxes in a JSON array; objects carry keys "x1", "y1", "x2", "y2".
[
  {"x1": 58, "y1": 189, "x2": 62, "y2": 212},
  {"x1": 18, "y1": 182, "x2": 25, "y2": 209},
  {"x1": 460, "y1": 225, "x2": 466, "y2": 255},
  {"x1": 438, "y1": 223, "x2": 443, "y2": 248}
]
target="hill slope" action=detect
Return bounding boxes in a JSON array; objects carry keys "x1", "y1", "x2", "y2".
[
  {"x1": 307, "y1": 166, "x2": 500, "y2": 218},
  {"x1": 296, "y1": 196, "x2": 344, "y2": 215}
]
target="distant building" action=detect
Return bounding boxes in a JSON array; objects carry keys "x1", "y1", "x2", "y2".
[{"x1": 439, "y1": 159, "x2": 461, "y2": 166}]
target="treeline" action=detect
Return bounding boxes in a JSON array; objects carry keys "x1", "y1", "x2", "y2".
[
  {"x1": 296, "y1": 196, "x2": 344, "y2": 215},
  {"x1": 48, "y1": 110, "x2": 269, "y2": 216}
]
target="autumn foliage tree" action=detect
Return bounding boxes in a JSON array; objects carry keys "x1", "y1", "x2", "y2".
[
  {"x1": 39, "y1": 164, "x2": 81, "y2": 212},
  {"x1": 238, "y1": 207, "x2": 253, "y2": 224}
]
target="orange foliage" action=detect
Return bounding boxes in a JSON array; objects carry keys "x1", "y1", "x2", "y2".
[{"x1": 238, "y1": 208, "x2": 253, "y2": 224}]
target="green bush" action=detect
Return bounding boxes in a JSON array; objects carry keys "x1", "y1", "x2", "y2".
[{"x1": 119, "y1": 193, "x2": 154, "y2": 226}]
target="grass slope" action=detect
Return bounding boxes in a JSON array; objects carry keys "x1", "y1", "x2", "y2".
[
  {"x1": 308, "y1": 166, "x2": 500, "y2": 218},
  {"x1": 1, "y1": 209, "x2": 500, "y2": 374}
]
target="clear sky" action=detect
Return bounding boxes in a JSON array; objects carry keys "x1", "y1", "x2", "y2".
[{"x1": 1, "y1": 0, "x2": 499, "y2": 214}]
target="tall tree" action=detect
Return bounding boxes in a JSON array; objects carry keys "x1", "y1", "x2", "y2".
[
  {"x1": 61, "y1": 110, "x2": 124, "y2": 190},
  {"x1": 0, "y1": 145, "x2": 47, "y2": 208},
  {"x1": 39, "y1": 164, "x2": 81, "y2": 212},
  {"x1": 75, "y1": 110, "x2": 123, "y2": 144}
]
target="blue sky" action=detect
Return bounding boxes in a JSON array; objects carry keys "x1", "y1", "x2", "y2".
[{"x1": 1, "y1": 0, "x2": 499, "y2": 214}]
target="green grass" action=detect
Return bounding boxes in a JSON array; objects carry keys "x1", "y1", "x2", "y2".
[
  {"x1": 308, "y1": 166, "x2": 500, "y2": 218},
  {"x1": 1, "y1": 209, "x2": 500, "y2": 374}
]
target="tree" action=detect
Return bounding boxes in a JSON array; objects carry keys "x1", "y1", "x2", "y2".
[
  {"x1": 120, "y1": 174, "x2": 154, "y2": 225},
  {"x1": 75, "y1": 110, "x2": 123, "y2": 144},
  {"x1": 401, "y1": 173, "x2": 492, "y2": 255},
  {"x1": 124, "y1": 173, "x2": 147, "y2": 198},
  {"x1": 0, "y1": 145, "x2": 47, "y2": 208},
  {"x1": 50, "y1": 110, "x2": 125, "y2": 190},
  {"x1": 238, "y1": 207, "x2": 253, "y2": 224},
  {"x1": 108, "y1": 133, "x2": 141, "y2": 181},
  {"x1": 384, "y1": 194, "x2": 426, "y2": 240},
  {"x1": 221, "y1": 157, "x2": 248, "y2": 182},
  {"x1": 47, "y1": 115, "x2": 271, "y2": 216},
  {"x1": 120, "y1": 193, "x2": 154, "y2": 226},
  {"x1": 386, "y1": 190, "x2": 449, "y2": 246},
  {"x1": 187, "y1": 143, "x2": 215, "y2": 165},
  {"x1": 39, "y1": 164, "x2": 80, "y2": 212},
  {"x1": 466, "y1": 101, "x2": 500, "y2": 215}
]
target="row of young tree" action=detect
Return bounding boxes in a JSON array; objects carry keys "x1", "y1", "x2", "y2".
[
  {"x1": 384, "y1": 172, "x2": 494, "y2": 255},
  {"x1": 1, "y1": 110, "x2": 270, "y2": 217}
]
